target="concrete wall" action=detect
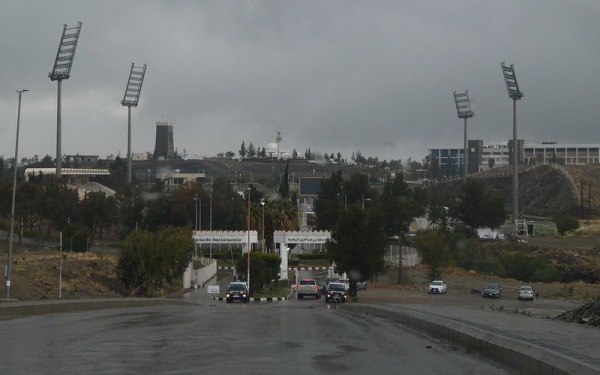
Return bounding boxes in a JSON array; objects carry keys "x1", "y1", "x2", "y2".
[
  {"x1": 341, "y1": 304, "x2": 598, "y2": 375},
  {"x1": 183, "y1": 258, "x2": 218, "y2": 288}
]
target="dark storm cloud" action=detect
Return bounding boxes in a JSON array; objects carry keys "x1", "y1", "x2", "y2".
[{"x1": 1, "y1": 1, "x2": 599, "y2": 164}]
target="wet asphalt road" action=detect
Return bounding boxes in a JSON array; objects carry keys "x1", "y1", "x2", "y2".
[{"x1": 0, "y1": 274, "x2": 512, "y2": 374}]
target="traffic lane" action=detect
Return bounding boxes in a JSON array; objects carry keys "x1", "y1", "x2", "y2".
[{"x1": 0, "y1": 301, "x2": 511, "y2": 374}]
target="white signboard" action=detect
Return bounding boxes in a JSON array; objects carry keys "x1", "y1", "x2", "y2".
[
  {"x1": 193, "y1": 230, "x2": 258, "y2": 244},
  {"x1": 207, "y1": 285, "x2": 220, "y2": 294}
]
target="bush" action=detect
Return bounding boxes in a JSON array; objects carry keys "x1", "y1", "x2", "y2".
[
  {"x1": 297, "y1": 252, "x2": 329, "y2": 261},
  {"x1": 553, "y1": 214, "x2": 579, "y2": 235},
  {"x1": 498, "y1": 252, "x2": 563, "y2": 282}
]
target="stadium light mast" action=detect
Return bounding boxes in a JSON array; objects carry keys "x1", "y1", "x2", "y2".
[
  {"x1": 49, "y1": 21, "x2": 82, "y2": 178},
  {"x1": 6, "y1": 89, "x2": 28, "y2": 299},
  {"x1": 246, "y1": 187, "x2": 252, "y2": 292},
  {"x1": 121, "y1": 63, "x2": 147, "y2": 184},
  {"x1": 453, "y1": 90, "x2": 474, "y2": 183},
  {"x1": 501, "y1": 62, "x2": 524, "y2": 226}
]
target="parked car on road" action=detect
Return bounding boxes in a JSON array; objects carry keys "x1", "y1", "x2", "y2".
[
  {"x1": 427, "y1": 280, "x2": 447, "y2": 294},
  {"x1": 226, "y1": 282, "x2": 250, "y2": 303},
  {"x1": 482, "y1": 284, "x2": 502, "y2": 298},
  {"x1": 357, "y1": 281, "x2": 368, "y2": 290},
  {"x1": 325, "y1": 282, "x2": 348, "y2": 303},
  {"x1": 518, "y1": 285, "x2": 534, "y2": 300}
]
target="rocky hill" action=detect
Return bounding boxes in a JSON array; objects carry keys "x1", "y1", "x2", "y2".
[{"x1": 433, "y1": 164, "x2": 600, "y2": 218}]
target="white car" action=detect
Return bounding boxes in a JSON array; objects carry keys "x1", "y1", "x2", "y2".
[
  {"x1": 427, "y1": 280, "x2": 447, "y2": 294},
  {"x1": 518, "y1": 285, "x2": 534, "y2": 300}
]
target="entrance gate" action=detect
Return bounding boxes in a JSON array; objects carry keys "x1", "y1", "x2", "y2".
[{"x1": 274, "y1": 230, "x2": 331, "y2": 280}]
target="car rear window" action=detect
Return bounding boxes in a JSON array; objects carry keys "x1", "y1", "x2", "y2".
[
  {"x1": 329, "y1": 283, "x2": 345, "y2": 291},
  {"x1": 300, "y1": 280, "x2": 316, "y2": 285}
]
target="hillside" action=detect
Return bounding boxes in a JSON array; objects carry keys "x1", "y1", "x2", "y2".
[
  {"x1": 141, "y1": 158, "x2": 600, "y2": 219},
  {"x1": 434, "y1": 164, "x2": 600, "y2": 218}
]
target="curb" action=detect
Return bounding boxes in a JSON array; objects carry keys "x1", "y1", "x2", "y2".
[
  {"x1": 0, "y1": 298, "x2": 194, "y2": 318},
  {"x1": 340, "y1": 304, "x2": 600, "y2": 375},
  {"x1": 212, "y1": 296, "x2": 288, "y2": 302}
]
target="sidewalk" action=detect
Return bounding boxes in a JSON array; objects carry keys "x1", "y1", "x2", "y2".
[{"x1": 341, "y1": 303, "x2": 600, "y2": 375}]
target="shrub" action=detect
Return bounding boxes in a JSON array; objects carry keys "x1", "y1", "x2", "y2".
[{"x1": 553, "y1": 214, "x2": 579, "y2": 235}]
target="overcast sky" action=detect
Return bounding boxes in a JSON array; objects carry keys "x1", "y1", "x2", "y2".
[{"x1": 1, "y1": 1, "x2": 599, "y2": 164}]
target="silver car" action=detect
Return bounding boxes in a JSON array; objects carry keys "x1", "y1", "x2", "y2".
[{"x1": 518, "y1": 286, "x2": 534, "y2": 300}]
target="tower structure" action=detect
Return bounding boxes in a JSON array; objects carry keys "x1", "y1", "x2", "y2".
[
  {"x1": 121, "y1": 63, "x2": 147, "y2": 183},
  {"x1": 276, "y1": 131, "x2": 282, "y2": 160},
  {"x1": 453, "y1": 90, "x2": 474, "y2": 183},
  {"x1": 154, "y1": 121, "x2": 174, "y2": 160},
  {"x1": 501, "y1": 62, "x2": 524, "y2": 226},
  {"x1": 49, "y1": 21, "x2": 82, "y2": 178}
]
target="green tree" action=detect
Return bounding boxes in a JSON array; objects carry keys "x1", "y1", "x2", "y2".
[
  {"x1": 427, "y1": 183, "x2": 451, "y2": 232},
  {"x1": 326, "y1": 206, "x2": 387, "y2": 298},
  {"x1": 239, "y1": 141, "x2": 247, "y2": 158},
  {"x1": 117, "y1": 226, "x2": 193, "y2": 296},
  {"x1": 247, "y1": 142, "x2": 257, "y2": 158},
  {"x1": 343, "y1": 172, "x2": 370, "y2": 208},
  {"x1": 279, "y1": 161, "x2": 290, "y2": 198},
  {"x1": 236, "y1": 252, "x2": 281, "y2": 292},
  {"x1": 455, "y1": 180, "x2": 507, "y2": 230},
  {"x1": 413, "y1": 229, "x2": 451, "y2": 281},
  {"x1": 82, "y1": 191, "x2": 116, "y2": 241},
  {"x1": 377, "y1": 172, "x2": 425, "y2": 240},
  {"x1": 212, "y1": 176, "x2": 245, "y2": 230},
  {"x1": 314, "y1": 170, "x2": 344, "y2": 230}
]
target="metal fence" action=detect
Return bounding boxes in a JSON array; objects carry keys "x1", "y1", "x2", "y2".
[{"x1": 385, "y1": 245, "x2": 421, "y2": 267}]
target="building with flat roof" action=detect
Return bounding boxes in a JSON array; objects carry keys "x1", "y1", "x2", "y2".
[
  {"x1": 523, "y1": 143, "x2": 600, "y2": 165},
  {"x1": 429, "y1": 140, "x2": 600, "y2": 177}
]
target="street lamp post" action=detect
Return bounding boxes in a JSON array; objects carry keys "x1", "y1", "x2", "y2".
[
  {"x1": 193, "y1": 194, "x2": 199, "y2": 258},
  {"x1": 246, "y1": 187, "x2": 252, "y2": 291},
  {"x1": 501, "y1": 62, "x2": 524, "y2": 226},
  {"x1": 261, "y1": 199, "x2": 265, "y2": 252},
  {"x1": 453, "y1": 90, "x2": 474, "y2": 183},
  {"x1": 6, "y1": 89, "x2": 28, "y2": 299},
  {"x1": 209, "y1": 192, "x2": 213, "y2": 259}
]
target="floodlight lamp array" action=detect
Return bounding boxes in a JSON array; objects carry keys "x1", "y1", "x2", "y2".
[
  {"x1": 501, "y1": 62, "x2": 523, "y2": 100},
  {"x1": 121, "y1": 63, "x2": 147, "y2": 107},
  {"x1": 49, "y1": 22, "x2": 82, "y2": 81},
  {"x1": 453, "y1": 91, "x2": 474, "y2": 119}
]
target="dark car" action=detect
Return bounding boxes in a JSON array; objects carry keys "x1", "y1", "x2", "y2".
[
  {"x1": 325, "y1": 282, "x2": 348, "y2": 303},
  {"x1": 317, "y1": 280, "x2": 327, "y2": 295},
  {"x1": 226, "y1": 282, "x2": 250, "y2": 303},
  {"x1": 482, "y1": 284, "x2": 502, "y2": 298}
]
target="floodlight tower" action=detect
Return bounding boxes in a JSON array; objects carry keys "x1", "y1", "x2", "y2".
[
  {"x1": 121, "y1": 63, "x2": 147, "y2": 184},
  {"x1": 453, "y1": 91, "x2": 474, "y2": 183},
  {"x1": 49, "y1": 22, "x2": 82, "y2": 178},
  {"x1": 501, "y1": 62, "x2": 524, "y2": 225}
]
